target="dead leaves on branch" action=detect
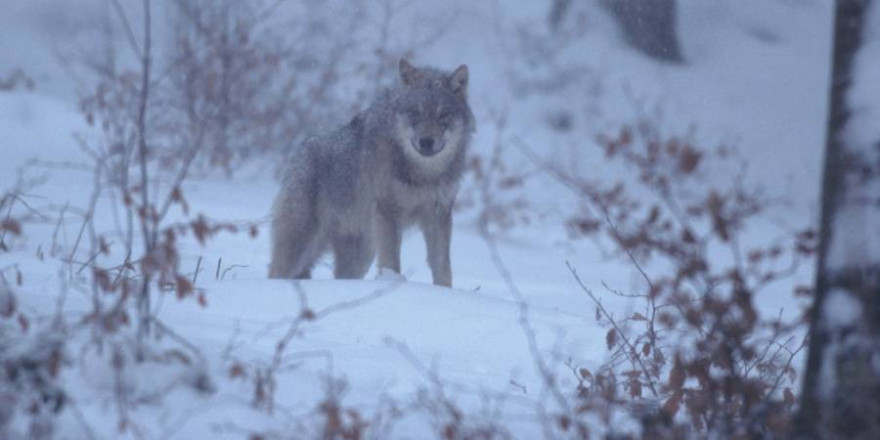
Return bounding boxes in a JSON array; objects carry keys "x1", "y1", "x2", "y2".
[{"x1": 563, "y1": 120, "x2": 812, "y2": 438}]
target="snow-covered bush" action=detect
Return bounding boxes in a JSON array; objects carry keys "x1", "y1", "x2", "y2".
[{"x1": 0, "y1": 280, "x2": 66, "y2": 440}]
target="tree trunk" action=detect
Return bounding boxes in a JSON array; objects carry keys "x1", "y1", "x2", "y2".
[
  {"x1": 796, "y1": 1, "x2": 880, "y2": 438},
  {"x1": 601, "y1": 0, "x2": 684, "y2": 63},
  {"x1": 548, "y1": 0, "x2": 573, "y2": 31}
]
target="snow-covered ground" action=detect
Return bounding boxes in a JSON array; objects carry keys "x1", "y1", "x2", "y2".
[{"x1": 0, "y1": 1, "x2": 832, "y2": 438}]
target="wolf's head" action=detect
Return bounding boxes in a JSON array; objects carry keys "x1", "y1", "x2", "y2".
[{"x1": 393, "y1": 60, "x2": 473, "y2": 175}]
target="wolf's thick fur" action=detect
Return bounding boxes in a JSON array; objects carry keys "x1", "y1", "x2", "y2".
[{"x1": 269, "y1": 60, "x2": 474, "y2": 286}]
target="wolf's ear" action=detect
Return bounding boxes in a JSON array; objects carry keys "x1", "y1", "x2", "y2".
[
  {"x1": 399, "y1": 59, "x2": 421, "y2": 86},
  {"x1": 448, "y1": 64, "x2": 468, "y2": 97}
]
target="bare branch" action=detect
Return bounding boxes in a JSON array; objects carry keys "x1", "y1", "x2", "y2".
[
  {"x1": 109, "y1": 0, "x2": 144, "y2": 59},
  {"x1": 567, "y1": 261, "x2": 660, "y2": 398}
]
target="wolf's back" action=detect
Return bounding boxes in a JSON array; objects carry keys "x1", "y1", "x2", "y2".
[{"x1": 280, "y1": 115, "x2": 377, "y2": 224}]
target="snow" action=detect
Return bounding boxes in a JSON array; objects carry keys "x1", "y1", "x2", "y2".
[
  {"x1": 0, "y1": 0, "x2": 833, "y2": 438},
  {"x1": 822, "y1": 288, "x2": 863, "y2": 329},
  {"x1": 817, "y1": 287, "x2": 865, "y2": 401}
]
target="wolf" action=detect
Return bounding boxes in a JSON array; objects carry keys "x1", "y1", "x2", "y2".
[{"x1": 268, "y1": 59, "x2": 474, "y2": 287}]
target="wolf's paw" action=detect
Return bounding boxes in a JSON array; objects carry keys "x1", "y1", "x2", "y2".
[{"x1": 376, "y1": 268, "x2": 407, "y2": 282}]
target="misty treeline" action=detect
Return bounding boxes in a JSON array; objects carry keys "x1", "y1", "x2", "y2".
[
  {"x1": 67, "y1": 0, "x2": 686, "y2": 176},
  {"x1": 550, "y1": 0, "x2": 683, "y2": 63},
  {"x1": 67, "y1": 0, "x2": 442, "y2": 173}
]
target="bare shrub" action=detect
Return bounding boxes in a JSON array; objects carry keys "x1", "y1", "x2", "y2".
[
  {"x1": 0, "y1": 69, "x2": 34, "y2": 92},
  {"x1": 26, "y1": 1, "x2": 260, "y2": 434},
  {"x1": 456, "y1": 109, "x2": 534, "y2": 233},
  {"x1": 522, "y1": 114, "x2": 815, "y2": 438},
  {"x1": 222, "y1": 285, "x2": 406, "y2": 439},
  {"x1": 220, "y1": 282, "x2": 399, "y2": 414},
  {"x1": 163, "y1": 0, "x2": 450, "y2": 173},
  {"x1": 0, "y1": 194, "x2": 25, "y2": 252},
  {"x1": 0, "y1": 276, "x2": 66, "y2": 440},
  {"x1": 394, "y1": 341, "x2": 515, "y2": 440},
  {"x1": 164, "y1": 0, "x2": 300, "y2": 171}
]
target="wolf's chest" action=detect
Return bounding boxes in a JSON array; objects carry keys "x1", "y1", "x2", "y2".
[{"x1": 384, "y1": 178, "x2": 457, "y2": 218}]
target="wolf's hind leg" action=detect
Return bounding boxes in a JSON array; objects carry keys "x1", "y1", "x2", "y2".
[
  {"x1": 269, "y1": 212, "x2": 326, "y2": 279},
  {"x1": 332, "y1": 233, "x2": 374, "y2": 279}
]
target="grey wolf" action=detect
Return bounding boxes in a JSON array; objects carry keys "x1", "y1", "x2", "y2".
[{"x1": 268, "y1": 59, "x2": 474, "y2": 287}]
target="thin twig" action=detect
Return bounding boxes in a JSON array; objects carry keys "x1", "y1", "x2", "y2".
[
  {"x1": 259, "y1": 280, "x2": 403, "y2": 413},
  {"x1": 220, "y1": 264, "x2": 248, "y2": 281},
  {"x1": 135, "y1": 0, "x2": 154, "y2": 360},
  {"x1": 483, "y1": 230, "x2": 574, "y2": 417},
  {"x1": 50, "y1": 203, "x2": 68, "y2": 257},
  {"x1": 109, "y1": 0, "x2": 144, "y2": 59},
  {"x1": 192, "y1": 256, "x2": 202, "y2": 284},
  {"x1": 566, "y1": 261, "x2": 660, "y2": 398},
  {"x1": 152, "y1": 317, "x2": 206, "y2": 365}
]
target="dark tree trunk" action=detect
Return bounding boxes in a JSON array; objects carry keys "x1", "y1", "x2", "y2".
[
  {"x1": 548, "y1": 0, "x2": 573, "y2": 31},
  {"x1": 796, "y1": 1, "x2": 880, "y2": 439},
  {"x1": 601, "y1": 0, "x2": 684, "y2": 63}
]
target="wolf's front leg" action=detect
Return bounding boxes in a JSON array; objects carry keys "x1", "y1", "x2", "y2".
[
  {"x1": 376, "y1": 206, "x2": 402, "y2": 275},
  {"x1": 422, "y1": 207, "x2": 452, "y2": 287}
]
